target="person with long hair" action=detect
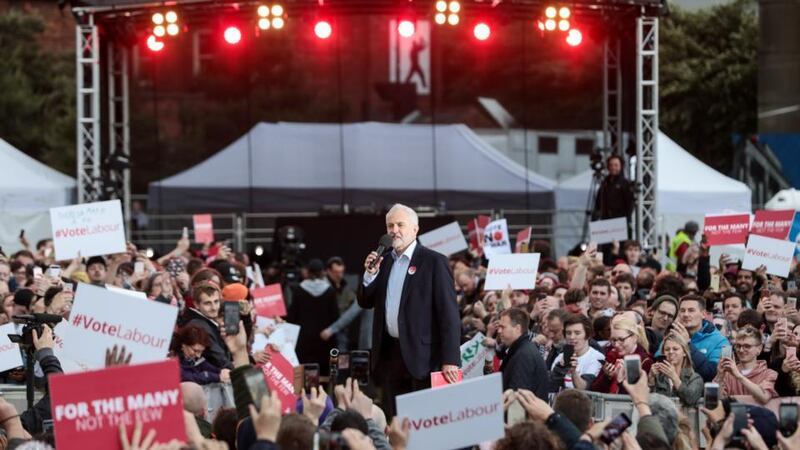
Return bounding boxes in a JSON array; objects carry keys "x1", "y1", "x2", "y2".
[
  {"x1": 591, "y1": 318, "x2": 652, "y2": 394},
  {"x1": 649, "y1": 332, "x2": 703, "y2": 406},
  {"x1": 171, "y1": 325, "x2": 230, "y2": 385}
]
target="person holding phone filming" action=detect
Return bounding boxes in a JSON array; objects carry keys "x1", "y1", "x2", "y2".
[
  {"x1": 591, "y1": 318, "x2": 652, "y2": 394},
  {"x1": 714, "y1": 326, "x2": 778, "y2": 405},
  {"x1": 648, "y1": 332, "x2": 703, "y2": 406},
  {"x1": 550, "y1": 314, "x2": 604, "y2": 391}
]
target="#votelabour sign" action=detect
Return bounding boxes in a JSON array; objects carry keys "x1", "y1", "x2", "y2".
[
  {"x1": 50, "y1": 200, "x2": 126, "y2": 260},
  {"x1": 418, "y1": 222, "x2": 469, "y2": 257}
]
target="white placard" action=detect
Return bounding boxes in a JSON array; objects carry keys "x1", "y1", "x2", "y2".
[
  {"x1": 105, "y1": 284, "x2": 147, "y2": 299},
  {"x1": 482, "y1": 219, "x2": 512, "y2": 259},
  {"x1": 59, "y1": 283, "x2": 178, "y2": 371},
  {"x1": 0, "y1": 323, "x2": 23, "y2": 372},
  {"x1": 50, "y1": 200, "x2": 126, "y2": 260},
  {"x1": 589, "y1": 217, "x2": 628, "y2": 245},
  {"x1": 253, "y1": 322, "x2": 301, "y2": 367},
  {"x1": 742, "y1": 235, "x2": 796, "y2": 278},
  {"x1": 484, "y1": 253, "x2": 540, "y2": 290},
  {"x1": 396, "y1": 373, "x2": 504, "y2": 450},
  {"x1": 419, "y1": 222, "x2": 468, "y2": 257},
  {"x1": 709, "y1": 244, "x2": 746, "y2": 267},
  {"x1": 460, "y1": 332, "x2": 493, "y2": 380}
]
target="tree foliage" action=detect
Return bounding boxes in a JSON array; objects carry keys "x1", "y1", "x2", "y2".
[{"x1": 659, "y1": 0, "x2": 758, "y2": 170}]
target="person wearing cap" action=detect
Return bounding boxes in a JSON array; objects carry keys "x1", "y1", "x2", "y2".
[
  {"x1": 666, "y1": 221, "x2": 699, "y2": 272},
  {"x1": 85, "y1": 256, "x2": 107, "y2": 287},
  {"x1": 286, "y1": 259, "x2": 339, "y2": 374}
]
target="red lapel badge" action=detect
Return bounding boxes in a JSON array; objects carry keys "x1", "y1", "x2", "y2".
[{"x1": 408, "y1": 266, "x2": 417, "y2": 275}]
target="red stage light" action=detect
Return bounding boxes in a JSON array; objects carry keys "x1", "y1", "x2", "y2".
[
  {"x1": 147, "y1": 35, "x2": 164, "y2": 52},
  {"x1": 473, "y1": 23, "x2": 491, "y2": 41},
  {"x1": 224, "y1": 26, "x2": 242, "y2": 44},
  {"x1": 314, "y1": 20, "x2": 332, "y2": 39},
  {"x1": 566, "y1": 29, "x2": 583, "y2": 46},
  {"x1": 398, "y1": 20, "x2": 415, "y2": 38}
]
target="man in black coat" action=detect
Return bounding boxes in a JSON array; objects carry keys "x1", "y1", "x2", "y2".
[
  {"x1": 496, "y1": 308, "x2": 549, "y2": 400},
  {"x1": 593, "y1": 154, "x2": 633, "y2": 222},
  {"x1": 358, "y1": 204, "x2": 461, "y2": 418}
]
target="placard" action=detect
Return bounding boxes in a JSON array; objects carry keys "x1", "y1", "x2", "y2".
[
  {"x1": 790, "y1": 213, "x2": 800, "y2": 257},
  {"x1": 467, "y1": 215, "x2": 490, "y2": 256},
  {"x1": 484, "y1": 253, "x2": 540, "y2": 290},
  {"x1": 58, "y1": 283, "x2": 178, "y2": 371},
  {"x1": 260, "y1": 348, "x2": 296, "y2": 414},
  {"x1": 589, "y1": 217, "x2": 628, "y2": 245},
  {"x1": 751, "y1": 210, "x2": 795, "y2": 240},
  {"x1": 710, "y1": 244, "x2": 746, "y2": 267},
  {"x1": 105, "y1": 284, "x2": 147, "y2": 299},
  {"x1": 430, "y1": 369, "x2": 462, "y2": 388},
  {"x1": 50, "y1": 200, "x2": 126, "y2": 260},
  {"x1": 482, "y1": 219, "x2": 512, "y2": 259},
  {"x1": 0, "y1": 323, "x2": 23, "y2": 372},
  {"x1": 514, "y1": 227, "x2": 532, "y2": 253},
  {"x1": 50, "y1": 360, "x2": 185, "y2": 450},
  {"x1": 252, "y1": 284, "x2": 287, "y2": 318},
  {"x1": 459, "y1": 332, "x2": 493, "y2": 380},
  {"x1": 418, "y1": 222, "x2": 468, "y2": 257},
  {"x1": 703, "y1": 214, "x2": 751, "y2": 246},
  {"x1": 193, "y1": 214, "x2": 215, "y2": 244},
  {"x1": 396, "y1": 373, "x2": 504, "y2": 450},
  {"x1": 742, "y1": 234, "x2": 796, "y2": 278}
]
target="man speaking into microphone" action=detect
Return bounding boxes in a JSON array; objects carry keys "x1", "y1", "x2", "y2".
[{"x1": 358, "y1": 203, "x2": 461, "y2": 417}]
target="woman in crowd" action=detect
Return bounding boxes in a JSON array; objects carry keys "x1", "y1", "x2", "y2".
[
  {"x1": 143, "y1": 271, "x2": 181, "y2": 306},
  {"x1": 591, "y1": 317, "x2": 652, "y2": 394},
  {"x1": 172, "y1": 325, "x2": 230, "y2": 385},
  {"x1": 715, "y1": 325, "x2": 778, "y2": 404},
  {"x1": 648, "y1": 332, "x2": 703, "y2": 406}
]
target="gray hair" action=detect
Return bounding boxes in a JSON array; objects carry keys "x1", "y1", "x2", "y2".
[
  {"x1": 386, "y1": 203, "x2": 419, "y2": 226},
  {"x1": 648, "y1": 393, "x2": 679, "y2": 444}
]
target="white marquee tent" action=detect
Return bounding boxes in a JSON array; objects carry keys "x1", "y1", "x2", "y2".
[
  {"x1": 554, "y1": 131, "x2": 752, "y2": 256},
  {"x1": 149, "y1": 122, "x2": 556, "y2": 212},
  {"x1": 0, "y1": 138, "x2": 76, "y2": 253}
]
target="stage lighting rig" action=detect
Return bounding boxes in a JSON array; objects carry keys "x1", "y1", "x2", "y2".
[
  {"x1": 257, "y1": 4, "x2": 286, "y2": 31},
  {"x1": 152, "y1": 9, "x2": 180, "y2": 38},
  {"x1": 435, "y1": 1, "x2": 460, "y2": 26}
]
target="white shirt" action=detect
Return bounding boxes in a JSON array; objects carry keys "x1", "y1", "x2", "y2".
[
  {"x1": 363, "y1": 240, "x2": 417, "y2": 338},
  {"x1": 551, "y1": 346, "x2": 605, "y2": 388}
]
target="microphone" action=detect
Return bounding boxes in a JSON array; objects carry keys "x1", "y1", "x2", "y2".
[{"x1": 368, "y1": 234, "x2": 395, "y2": 271}]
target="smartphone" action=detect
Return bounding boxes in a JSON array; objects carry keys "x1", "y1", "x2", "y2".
[
  {"x1": 711, "y1": 274, "x2": 720, "y2": 293},
  {"x1": 182, "y1": 227, "x2": 189, "y2": 239},
  {"x1": 350, "y1": 350, "x2": 370, "y2": 386},
  {"x1": 704, "y1": 382, "x2": 719, "y2": 410},
  {"x1": 32, "y1": 266, "x2": 43, "y2": 278},
  {"x1": 780, "y1": 403, "x2": 799, "y2": 437},
  {"x1": 624, "y1": 354, "x2": 641, "y2": 385},
  {"x1": 63, "y1": 283, "x2": 73, "y2": 293},
  {"x1": 713, "y1": 302, "x2": 723, "y2": 314},
  {"x1": 19, "y1": 229, "x2": 24, "y2": 239},
  {"x1": 789, "y1": 280, "x2": 797, "y2": 292},
  {"x1": 731, "y1": 403, "x2": 748, "y2": 444},
  {"x1": 303, "y1": 363, "x2": 320, "y2": 392},
  {"x1": 655, "y1": 355, "x2": 667, "y2": 363},
  {"x1": 47, "y1": 265, "x2": 61, "y2": 278},
  {"x1": 134, "y1": 261, "x2": 145, "y2": 274},
  {"x1": 600, "y1": 412, "x2": 632, "y2": 444},
  {"x1": 789, "y1": 297, "x2": 798, "y2": 310},
  {"x1": 561, "y1": 344, "x2": 575, "y2": 366},
  {"x1": 506, "y1": 399, "x2": 526, "y2": 426},
  {"x1": 223, "y1": 302, "x2": 240, "y2": 335},
  {"x1": 243, "y1": 367, "x2": 270, "y2": 411},
  {"x1": 42, "y1": 419, "x2": 54, "y2": 433},
  {"x1": 595, "y1": 252, "x2": 604, "y2": 263},
  {"x1": 721, "y1": 346, "x2": 733, "y2": 360}
]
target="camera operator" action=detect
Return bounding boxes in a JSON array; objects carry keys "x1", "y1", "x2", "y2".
[
  {"x1": 592, "y1": 154, "x2": 633, "y2": 224},
  {"x1": 20, "y1": 323, "x2": 63, "y2": 434}
]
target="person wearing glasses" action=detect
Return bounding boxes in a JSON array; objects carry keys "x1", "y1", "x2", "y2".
[
  {"x1": 648, "y1": 295, "x2": 678, "y2": 336},
  {"x1": 590, "y1": 318, "x2": 652, "y2": 394},
  {"x1": 648, "y1": 332, "x2": 703, "y2": 406},
  {"x1": 714, "y1": 325, "x2": 777, "y2": 405}
]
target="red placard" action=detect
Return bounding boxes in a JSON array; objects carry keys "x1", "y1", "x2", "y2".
[
  {"x1": 703, "y1": 214, "x2": 751, "y2": 246},
  {"x1": 430, "y1": 369, "x2": 463, "y2": 388},
  {"x1": 515, "y1": 227, "x2": 532, "y2": 253},
  {"x1": 467, "y1": 215, "x2": 491, "y2": 256},
  {"x1": 50, "y1": 360, "x2": 186, "y2": 450},
  {"x1": 751, "y1": 210, "x2": 795, "y2": 240},
  {"x1": 252, "y1": 284, "x2": 287, "y2": 318},
  {"x1": 192, "y1": 214, "x2": 215, "y2": 244},
  {"x1": 260, "y1": 348, "x2": 297, "y2": 414}
]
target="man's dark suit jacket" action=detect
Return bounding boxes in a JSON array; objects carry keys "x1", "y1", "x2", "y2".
[{"x1": 358, "y1": 242, "x2": 461, "y2": 380}]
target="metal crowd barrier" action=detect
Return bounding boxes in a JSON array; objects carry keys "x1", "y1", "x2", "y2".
[{"x1": 0, "y1": 384, "x2": 45, "y2": 415}]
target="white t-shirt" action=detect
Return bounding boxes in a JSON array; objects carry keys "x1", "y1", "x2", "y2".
[{"x1": 551, "y1": 346, "x2": 605, "y2": 388}]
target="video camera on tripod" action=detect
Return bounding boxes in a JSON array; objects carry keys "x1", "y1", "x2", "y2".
[{"x1": 8, "y1": 313, "x2": 63, "y2": 348}]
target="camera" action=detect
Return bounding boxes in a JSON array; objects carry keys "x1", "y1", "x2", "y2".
[{"x1": 9, "y1": 314, "x2": 63, "y2": 348}]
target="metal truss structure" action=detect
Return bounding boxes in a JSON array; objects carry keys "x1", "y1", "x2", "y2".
[{"x1": 634, "y1": 17, "x2": 659, "y2": 249}]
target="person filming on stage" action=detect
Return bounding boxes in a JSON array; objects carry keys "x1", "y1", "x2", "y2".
[{"x1": 358, "y1": 203, "x2": 461, "y2": 417}]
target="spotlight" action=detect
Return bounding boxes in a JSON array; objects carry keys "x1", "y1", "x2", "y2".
[
  {"x1": 255, "y1": 245, "x2": 264, "y2": 256},
  {"x1": 559, "y1": 7, "x2": 571, "y2": 19},
  {"x1": 398, "y1": 20, "x2": 415, "y2": 38},
  {"x1": 272, "y1": 17, "x2": 285, "y2": 29},
  {"x1": 271, "y1": 4, "x2": 284, "y2": 16},
  {"x1": 152, "y1": 13, "x2": 164, "y2": 24},
  {"x1": 558, "y1": 19, "x2": 570, "y2": 31},
  {"x1": 435, "y1": 0, "x2": 447, "y2": 12},
  {"x1": 473, "y1": 22, "x2": 490, "y2": 41},
  {"x1": 545, "y1": 19, "x2": 556, "y2": 31},
  {"x1": 147, "y1": 35, "x2": 164, "y2": 52},
  {"x1": 165, "y1": 10, "x2": 177, "y2": 23},
  {"x1": 258, "y1": 5, "x2": 270, "y2": 17},
  {"x1": 258, "y1": 18, "x2": 271, "y2": 30},
  {"x1": 435, "y1": 13, "x2": 446, "y2": 25},
  {"x1": 566, "y1": 28, "x2": 583, "y2": 46},
  {"x1": 314, "y1": 20, "x2": 332, "y2": 39},
  {"x1": 447, "y1": 13, "x2": 459, "y2": 25},
  {"x1": 448, "y1": 1, "x2": 460, "y2": 13},
  {"x1": 537, "y1": 20, "x2": 545, "y2": 31},
  {"x1": 545, "y1": 6, "x2": 557, "y2": 18},
  {"x1": 167, "y1": 23, "x2": 179, "y2": 36},
  {"x1": 145, "y1": 247, "x2": 155, "y2": 258},
  {"x1": 153, "y1": 25, "x2": 166, "y2": 37},
  {"x1": 224, "y1": 26, "x2": 242, "y2": 44}
]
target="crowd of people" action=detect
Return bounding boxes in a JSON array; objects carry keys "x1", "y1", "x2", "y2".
[{"x1": 0, "y1": 213, "x2": 799, "y2": 450}]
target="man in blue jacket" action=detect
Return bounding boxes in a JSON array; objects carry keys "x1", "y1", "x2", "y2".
[{"x1": 668, "y1": 294, "x2": 730, "y2": 381}]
